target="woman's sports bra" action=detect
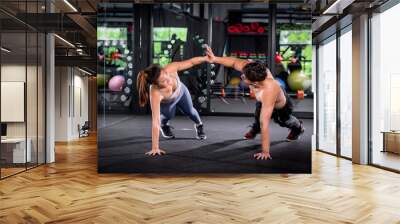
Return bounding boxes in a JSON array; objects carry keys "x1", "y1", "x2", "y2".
[{"x1": 160, "y1": 75, "x2": 182, "y2": 103}]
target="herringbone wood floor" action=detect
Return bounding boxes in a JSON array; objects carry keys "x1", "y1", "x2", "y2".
[{"x1": 1, "y1": 134, "x2": 400, "y2": 224}]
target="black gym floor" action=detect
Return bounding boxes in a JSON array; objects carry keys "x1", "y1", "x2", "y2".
[{"x1": 98, "y1": 114, "x2": 312, "y2": 173}]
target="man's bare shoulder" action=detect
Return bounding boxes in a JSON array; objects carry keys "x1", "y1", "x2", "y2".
[{"x1": 263, "y1": 79, "x2": 281, "y2": 92}]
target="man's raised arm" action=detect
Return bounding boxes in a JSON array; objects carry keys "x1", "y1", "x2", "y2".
[{"x1": 206, "y1": 46, "x2": 249, "y2": 72}]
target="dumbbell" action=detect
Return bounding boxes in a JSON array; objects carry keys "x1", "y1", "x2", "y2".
[{"x1": 198, "y1": 96, "x2": 206, "y2": 104}]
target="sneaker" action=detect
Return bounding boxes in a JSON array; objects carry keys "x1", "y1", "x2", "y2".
[
  {"x1": 160, "y1": 124, "x2": 175, "y2": 139},
  {"x1": 244, "y1": 127, "x2": 259, "y2": 140},
  {"x1": 286, "y1": 121, "x2": 305, "y2": 142},
  {"x1": 194, "y1": 124, "x2": 207, "y2": 140}
]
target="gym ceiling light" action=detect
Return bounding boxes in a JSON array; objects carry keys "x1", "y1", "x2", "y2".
[
  {"x1": 63, "y1": 0, "x2": 78, "y2": 12},
  {"x1": 1, "y1": 47, "x2": 11, "y2": 53},
  {"x1": 54, "y1": 34, "x2": 75, "y2": 48}
]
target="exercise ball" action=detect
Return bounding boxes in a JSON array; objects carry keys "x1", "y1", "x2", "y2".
[
  {"x1": 275, "y1": 53, "x2": 283, "y2": 64},
  {"x1": 108, "y1": 75, "x2": 125, "y2": 92},
  {"x1": 97, "y1": 74, "x2": 110, "y2": 88},
  {"x1": 275, "y1": 78, "x2": 286, "y2": 90},
  {"x1": 287, "y1": 70, "x2": 311, "y2": 91}
]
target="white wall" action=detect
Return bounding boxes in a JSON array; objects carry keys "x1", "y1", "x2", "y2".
[
  {"x1": 72, "y1": 72, "x2": 89, "y2": 138},
  {"x1": 1, "y1": 63, "x2": 46, "y2": 164},
  {"x1": 1, "y1": 65, "x2": 42, "y2": 137},
  {"x1": 1, "y1": 65, "x2": 26, "y2": 141},
  {"x1": 55, "y1": 66, "x2": 69, "y2": 141},
  {"x1": 1, "y1": 64, "x2": 26, "y2": 81},
  {"x1": 55, "y1": 67, "x2": 89, "y2": 141}
]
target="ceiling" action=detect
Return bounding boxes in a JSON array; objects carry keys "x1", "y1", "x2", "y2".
[
  {"x1": 1, "y1": 1, "x2": 313, "y2": 46},
  {"x1": 0, "y1": 0, "x2": 315, "y2": 71}
]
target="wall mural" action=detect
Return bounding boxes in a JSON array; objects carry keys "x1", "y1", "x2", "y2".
[{"x1": 98, "y1": 3, "x2": 312, "y2": 174}]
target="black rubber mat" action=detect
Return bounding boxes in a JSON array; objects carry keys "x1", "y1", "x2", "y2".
[{"x1": 98, "y1": 115, "x2": 312, "y2": 173}]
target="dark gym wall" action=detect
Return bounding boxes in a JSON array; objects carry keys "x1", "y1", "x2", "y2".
[
  {"x1": 152, "y1": 6, "x2": 208, "y2": 60},
  {"x1": 132, "y1": 4, "x2": 152, "y2": 114},
  {"x1": 211, "y1": 20, "x2": 227, "y2": 81}
]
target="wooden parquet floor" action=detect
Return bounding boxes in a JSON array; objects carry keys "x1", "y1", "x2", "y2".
[{"x1": 1, "y1": 135, "x2": 400, "y2": 224}]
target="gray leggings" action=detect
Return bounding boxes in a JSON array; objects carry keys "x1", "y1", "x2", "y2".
[{"x1": 160, "y1": 84, "x2": 202, "y2": 125}]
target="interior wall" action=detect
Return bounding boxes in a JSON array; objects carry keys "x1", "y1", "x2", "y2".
[
  {"x1": 72, "y1": 72, "x2": 89, "y2": 138},
  {"x1": 1, "y1": 64, "x2": 39, "y2": 139},
  {"x1": 55, "y1": 67, "x2": 89, "y2": 141},
  {"x1": 55, "y1": 66, "x2": 69, "y2": 141},
  {"x1": 1, "y1": 63, "x2": 45, "y2": 167},
  {"x1": 88, "y1": 76, "x2": 97, "y2": 132}
]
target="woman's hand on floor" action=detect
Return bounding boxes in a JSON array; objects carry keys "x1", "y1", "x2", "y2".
[
  {"x1": 253, "y1": 151, "x2": 272, "y2": 160},
  {"x1": 146, "y1": 148, "x2": 166, "y2": 156}
]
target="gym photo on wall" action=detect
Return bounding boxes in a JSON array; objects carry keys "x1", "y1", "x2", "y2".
[{"x1": 97, "y1": 2, "x2": 313, "y2": 173}]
